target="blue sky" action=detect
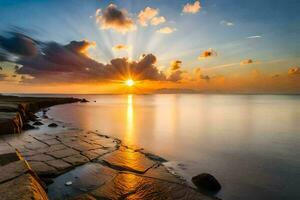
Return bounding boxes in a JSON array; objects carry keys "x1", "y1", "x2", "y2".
[{"x1": 0, "y1": 0, "x2": 299, "y2": 93}]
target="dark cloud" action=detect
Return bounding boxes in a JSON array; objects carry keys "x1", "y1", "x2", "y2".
[
  {"x1": 0, "y1": 33, "x2": 38, "y2": 57},
  {"x1": 0, "y1": 31, "x2": 167, "y2": 83},
  {"x1": 95, "y1": 4, "x2": 135, "y2": 33},
  {"x1": 65, "y1": 40, "x2": 95, "y2": 55}
]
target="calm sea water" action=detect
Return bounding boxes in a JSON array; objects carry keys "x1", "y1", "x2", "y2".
[{"x1": 45, "y1": 94, "x2": 300, "y2": 200}]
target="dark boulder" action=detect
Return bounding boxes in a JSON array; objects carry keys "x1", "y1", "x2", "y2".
[
  {"x1": 28, "y1": 112, "x2": 38, "y2": 121},
  {"x1": 23, "y1": 123, "x2": 35, "y2": 130},
  {"x1": 33, "y1": 121, "x2": 43, "y2": 126},
  {"x1": 192, "y1": 173, "x2": 221, "y2": 193},
  {"x1": 48, "y1": 123, "x2": 58, "y2": 127}
]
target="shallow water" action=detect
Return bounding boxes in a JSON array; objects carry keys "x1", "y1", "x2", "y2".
[{"x1": 46, "y1": 94, "x2": 300, "y2": 200}]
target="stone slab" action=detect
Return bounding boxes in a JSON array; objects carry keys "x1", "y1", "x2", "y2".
[
  {"x1": 46, "y1": 159, "x2": 72, "y2": 171},
  {"x1": 0, "y1": 173, "x2": 48, "y2": 200},
  {"x1": 101, "y1": 150, "x2": 156, "y2": 173},
  {"x1": 92, "y1": 173, "x2": 217, "y2": 200},
  {"x1": 46, "y1": 148, "x2": 79, "y2": 158},
  {"x1": 28, "y1": 161, "x2": 57, "y2": 176},
  {"x1": 63, "y1": 154, "x2": 90, "y2": 166},
  {"x1": 0, "y1": 160, "x2": 29, "y2": 183}
]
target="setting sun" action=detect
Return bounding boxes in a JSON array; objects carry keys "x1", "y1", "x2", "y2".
[{"x1": 125, "y1": 79, "x2": 135, "y2": 87}]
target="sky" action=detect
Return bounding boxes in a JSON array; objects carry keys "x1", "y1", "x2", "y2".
[{"x1": 0, "y1": 0, "x2": 299, "y2": 94}]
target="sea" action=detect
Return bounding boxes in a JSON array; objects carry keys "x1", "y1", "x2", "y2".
[{"x1": 18, "y1": 94, "x2": 300, "y2": 200}]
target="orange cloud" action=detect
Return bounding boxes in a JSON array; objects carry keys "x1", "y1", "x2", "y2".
[
  {"x1": 193, "y1": 67, "x2": 210, "y2": 81},
  {"x1": 151, "y1": 16, "x2": 166, "y2": 26},
  {"x1": 183, "y1": 1, "x2": 201, "y2": 14},
  {"x1": 288, "y1": 67, "x2": 300, "y2": 75},
  {"x1": 112, "y1": 44, "x2": 132, "y2": 52},
  {"x1": 198, "y1": 48, "x2": 217, "y2": 59},
  {"x1": 138, "y1": 7, "x2": 166, "y2": 26},
  {"x1": 66, "y1": 40, "x2": 96, "y2": 56},
  {"x1": 170, "y1": 60, "x2": 182, "y2": 70},
  {"x1": 157, "y1": 27, "x2": 176, "y2": 34},
  {"x1": 95, "y1": 4, "x2": 136, "y2": 33},
  {"x1": 138, "y1": 7, "x2": 158, "y2": 26}
]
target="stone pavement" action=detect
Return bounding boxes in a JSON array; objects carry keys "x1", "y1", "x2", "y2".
[
  {"x1": 1, "y1": 130, "x2": 218, "y2": 200},
  {"x1": 0, "y1": 151, "x2": 49, "y2": 200}
]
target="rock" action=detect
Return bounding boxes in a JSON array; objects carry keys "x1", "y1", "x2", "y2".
[
  {"x1": 192, "y1": 173, "x2": 221, "y2": 193},
  {"x1": 28, "y1": 112, "x2": 38, "y2": 121},
  {"x1": 22, "y1": 123, "x2": 35, "y2": 130},
  {"x1": 48, "y1": 123, "x2": 58, "y2": 127},
  {"x1": 80, "y1": 98, "x2": 89, "y2": 103},
  {"x1": 33, "y1": 121, "x2": 43, "y2": 126},
  {"x1": 65, "y1": 181, "x2": 72, "y2": 186}
]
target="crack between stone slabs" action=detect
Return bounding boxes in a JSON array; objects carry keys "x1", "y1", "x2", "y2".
[
  {"x1": 98, "y1": 159, "x2": 157, "y2": 175},
  {"x1": 31, "y1": 136, "x2": 52, "y2": 147}
]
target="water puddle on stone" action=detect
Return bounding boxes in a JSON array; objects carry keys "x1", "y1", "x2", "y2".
[{"x1": 47, "y1": 162, "x2": 116, "y2": 200}]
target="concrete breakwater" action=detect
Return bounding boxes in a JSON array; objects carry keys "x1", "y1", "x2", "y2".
[{"x1": 0, "y1": 95, "x2": 81, "y2": 135}]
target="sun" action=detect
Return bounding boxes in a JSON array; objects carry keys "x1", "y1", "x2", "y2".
[{"x1": 125, "y1": 79, "x2": 135, "y2": 87}]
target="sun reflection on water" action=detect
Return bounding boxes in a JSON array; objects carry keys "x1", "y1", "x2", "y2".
[{"x1": 126, "y1": 94, "x2": 135, "y2": 144}]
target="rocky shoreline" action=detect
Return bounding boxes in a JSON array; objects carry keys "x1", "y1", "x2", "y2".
[
  {"x1": 0, "y1": 94, "x2": 81, "y2": 135},
  {"x1": 0, "y1": 95, "x2": 220, "y2": 200}
]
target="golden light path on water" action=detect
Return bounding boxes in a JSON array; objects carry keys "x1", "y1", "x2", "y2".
[{"x1": 126, "y1": 94, "x2": 134, "y2": 144}]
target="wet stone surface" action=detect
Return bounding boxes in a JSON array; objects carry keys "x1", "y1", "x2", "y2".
[
  {"x1": 0, "y1": 124, "x2": 218, "y2": 200},
  {"x1": 0, "y1": 130, "x2": 119, "y2": 177}
]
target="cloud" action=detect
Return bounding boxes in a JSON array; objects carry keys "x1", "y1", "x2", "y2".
[
  {"x1": 95, "y1": 4, "x2": 136, "y2": 33},
  {"x1": 157, "y1": 27, "x2": 176, "y2": 34},
  {"x1": 240, "y1": 59, "x2": 254, "y2": 65},
  {"x1": 247, "y1": 35, "x2": 262, "y2": 39},
  {"x1": 0, "y1": 31, "x2": 169, "y2": 83},
  {"x1": 167, "y1": 60, "x2": 190, "y2": 82},
  {"x1": 0, "y1": 33, "x2": 38, "y2": 57},
  {"x1": 170, "y1": 60, "x2": 182, "y2": 70},
  {"x1": 138, "y1": 7, "x2": 159, "y2": 26},
  {"x1": 288, "y1": 67, "x2": 300, "y2": 75},
  {"x1": 198, "y1": 48, "x2": 217, "y2": 59},
  {"x1": 112, "y1": 44, "x2": 132, "y2": 52},
  {"x1": 193, "y1": 67, "x2": 210, "y2": 81},
  {"x1": 151, "y1": 16, "x2": 166, "y2": 26},
  {"x1": 138, "y1": 7, "x2": 166, "y2": 26},
  {"x1": 65, "y1": 40, "x2": 95, "y2": 56},
  {"x1": 183, "y1": 1, "x2": 201, "y2": 14},
  {"x1": 220, "y1": 20, "x2": 234, "y2": 26}
]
